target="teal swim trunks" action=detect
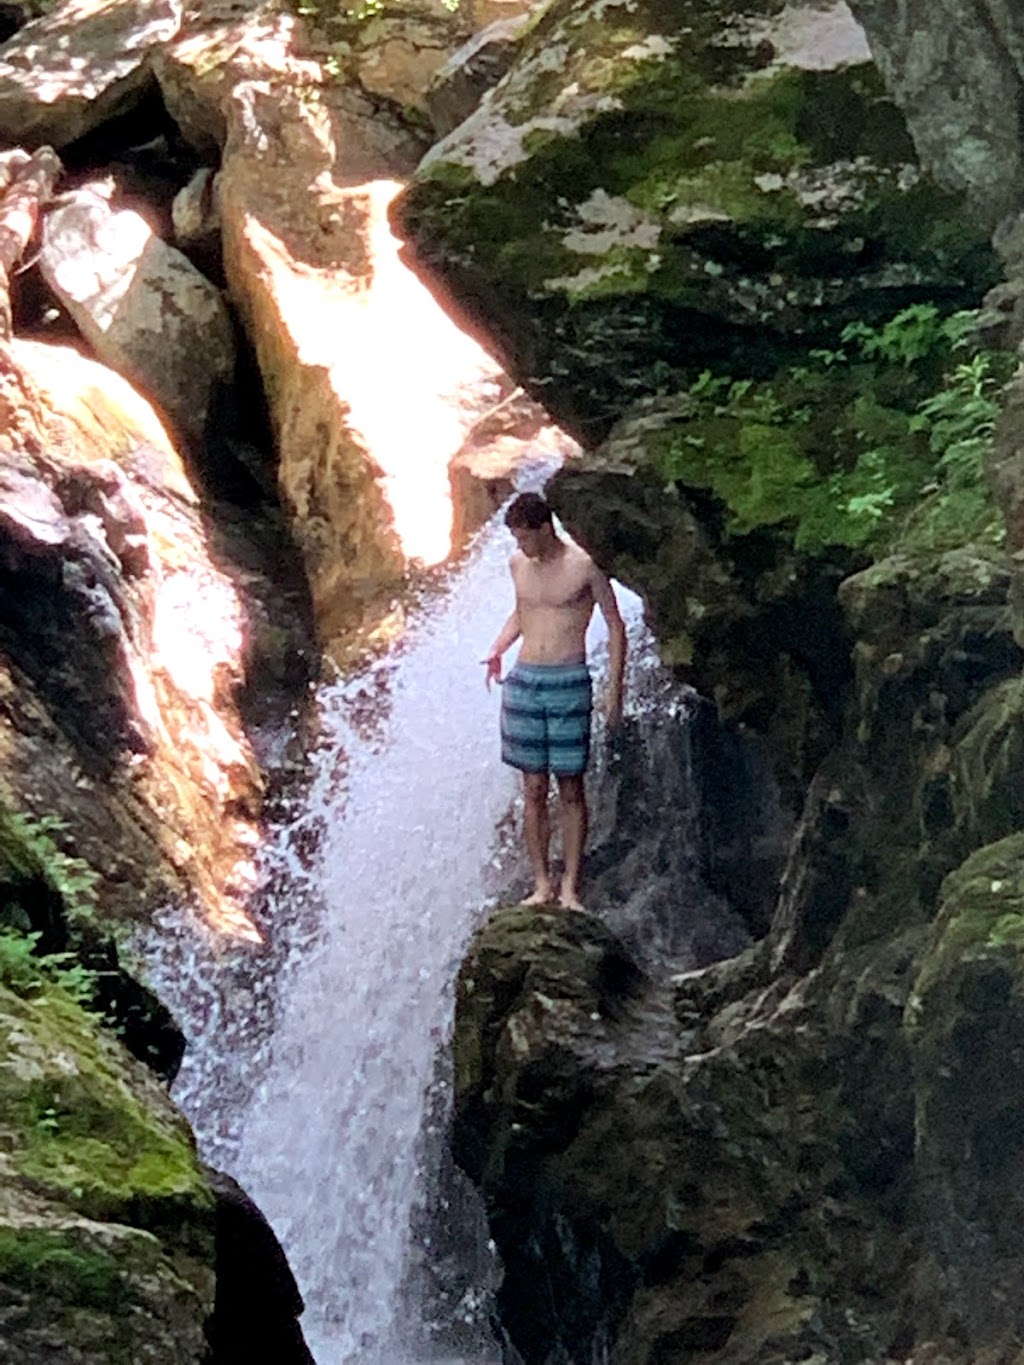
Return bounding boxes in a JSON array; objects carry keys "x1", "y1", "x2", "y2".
[{"x1": 500, "y1": 661, "x2": 593, "y2": 776}]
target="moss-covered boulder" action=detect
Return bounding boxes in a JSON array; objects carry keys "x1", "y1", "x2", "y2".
[
  {"x1": 909, "y1": 833, "x2": 1024, "y2": 1349},
  {"x1": 0, "y1": 972, "x2": 216, "y2": 1363},
  {"x1": 455, "y1": 906, "x2": 927, "y2": 1363},
  {"x1": 395, "y1": 0, "x2": 996, "y2": 443},
  {"x1": 548, "y1": 304, "x2": 1014, "y2": 806}
]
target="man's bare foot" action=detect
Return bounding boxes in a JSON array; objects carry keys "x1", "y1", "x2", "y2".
[
  {"x1": 522, "y1": 885, "x2": 556, "y2": 906},
  {"x1": 558, "y1": 887, "x2": 585, "y2": 911}
]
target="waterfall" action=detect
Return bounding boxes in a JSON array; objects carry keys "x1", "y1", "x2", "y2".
[{"x1": 139, "y1": 516, "x2": 653, "y2": 1363}]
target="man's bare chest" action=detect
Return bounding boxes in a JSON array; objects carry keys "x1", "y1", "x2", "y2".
[{"x1": 516, "y1": 563, "x2": 592, "y2": 610}]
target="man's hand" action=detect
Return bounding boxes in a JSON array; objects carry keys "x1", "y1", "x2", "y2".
[{"x1": 483, "y1": 654, "x2": 503, "y2": 690}]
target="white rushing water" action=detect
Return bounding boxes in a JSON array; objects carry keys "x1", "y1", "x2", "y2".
[
  {"x1": 232, "y1": 525, "x2": 525, "y2": 1363},
  {"x1": 140, "y1": 515, "x2": 646, "y2": 1364}
]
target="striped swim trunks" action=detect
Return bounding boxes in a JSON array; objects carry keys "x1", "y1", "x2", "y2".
[{"x1": 500, "y1": 661, "x2": 593, "y2": 776}]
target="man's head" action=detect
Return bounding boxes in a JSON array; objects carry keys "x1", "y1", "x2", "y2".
[{"x1": 504, "y1": 492, "x2": 556, "y2": 559}]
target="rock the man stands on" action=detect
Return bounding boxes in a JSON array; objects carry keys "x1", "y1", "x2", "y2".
[{"x1": 484, "y1": 492, "x2": 626, "y2": 910}]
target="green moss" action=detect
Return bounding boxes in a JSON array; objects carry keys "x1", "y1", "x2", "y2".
[
  {"x1": 0, "y1": 1228, "x2": 128, "y2": 1313},
  {"x1": 926, "y1": 834, "x2": 1024, "y2": 969},
  {"x1": 0, "y1": 984, "x2": 212, "y2": 1224}
]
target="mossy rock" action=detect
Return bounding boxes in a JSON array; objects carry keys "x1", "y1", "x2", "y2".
[
  {"x1": 0, "y1": 980, "x2": 215, "y2": 1361},
  {"x1": 549, "y1": 402, "x2": 855, "y2": 804},
  {"x1": 396, "y1": 0, "x2": 996, "y2": 441},
  {"x1": 907, "y1": 834, "x2": 1024, "y2": 1345}
]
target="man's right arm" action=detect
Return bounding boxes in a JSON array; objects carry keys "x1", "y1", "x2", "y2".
[{"x1": 484, "y1": 609, "x2": 521, "y2": 688}]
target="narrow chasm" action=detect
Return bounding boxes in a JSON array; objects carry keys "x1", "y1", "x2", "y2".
[{"x1": 7, "y1": 0, "x2": 1024, "y2": 1361}]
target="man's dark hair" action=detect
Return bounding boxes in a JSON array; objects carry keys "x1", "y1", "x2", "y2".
[{"x1": 504, "y1": 492, "x2": 553, "y2": 531}]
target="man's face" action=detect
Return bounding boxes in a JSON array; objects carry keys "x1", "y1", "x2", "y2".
[{"x1": 511, "y1": 525, "x2": 548, "y2": 559}]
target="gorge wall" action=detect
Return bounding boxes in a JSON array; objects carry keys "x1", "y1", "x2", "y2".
[
  {"x1": 394, "y1": 1, "x2": 1024, "y2": 1361},
  {"x1": 4, "y1": 0, "x2": 1024, "y2": 1358}
]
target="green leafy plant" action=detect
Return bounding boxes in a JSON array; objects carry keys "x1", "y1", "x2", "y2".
[
  {"x1": 1, "y1": 809, "x2": 99, "y2": 928},
  {"x1": 0, "y1": 930, "x2": 98, "y2": 1005},
  {"x1": 657, "y1": 305, "x2": 1013, "y2": 556}
]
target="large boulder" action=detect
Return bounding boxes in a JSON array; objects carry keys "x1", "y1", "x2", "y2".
[
  {"x1": 455, "y1": 907, "x2": 918, "y2": 1363},
  {"x1": 156, "y1": 3, "x2": 512, "y2": 643},
  {"x1": 453, "y1": 537, "x2": 1024, "y2": 1362},
  {"x1": 395, "y1": 0, "x2": 996, "y2": 445},
  {"x1": 39, "y1": 183, "x2": 236, "y2": 452},
  {"x1": 847, "y1": 0, "x2": 1024, "y2": 227},
  {"x1": 0, "y1": 0, "x2": 181, "y2": 148},
  {"x1": 0, "y1": 338, "x2": 261, "y2": 935},
  {"x1": 0, "y1": 971, "x2": 216, "y2": 1363}
]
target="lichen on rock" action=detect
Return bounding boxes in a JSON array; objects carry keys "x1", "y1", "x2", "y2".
[{"x1": 396, "y1": 0, "x2": 996, "y2": 443}]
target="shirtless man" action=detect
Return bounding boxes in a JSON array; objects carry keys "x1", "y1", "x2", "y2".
[{"x1": 484, "y1": 492, "x2": 626, "y2": 910}]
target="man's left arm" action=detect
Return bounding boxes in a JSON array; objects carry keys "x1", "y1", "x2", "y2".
[{"x1": 591, "y1": 565, "x2": 626, "y2": 728}]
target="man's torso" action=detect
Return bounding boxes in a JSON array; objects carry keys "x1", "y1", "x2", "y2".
[{"x1": 513, "y1": 545, "x2": 594, "y2": 664}]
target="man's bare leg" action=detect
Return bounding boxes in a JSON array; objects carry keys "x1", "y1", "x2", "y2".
[
  {"x1": 556, "y1": 774, "x2": 587, "y2": 910},
  {"x1": 522, "y1": 771, "x2": 555, "y2": 904}
]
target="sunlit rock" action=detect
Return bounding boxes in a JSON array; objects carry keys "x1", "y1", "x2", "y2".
[
  {"x1": 39, "y1": 182, "x2": 236, "y2": 452},
  {"x1": 395, "y1": 0, "x2": 995, "y2": 445},
  {"x1": 156, "y1": 5, "x2": 515, "y2": 645},
  {"x1": 449, "y1": 389, "x2": 579, "y2": 548},
  {"x1": 0, "y1": 338, "x2": 261, "y2": 937},
  {"x1": 348, "y1": 0, "x2": 472, "y2": 112},
  {"x1": 0, "y1": 0, "x2": 181, "y2": 148}
]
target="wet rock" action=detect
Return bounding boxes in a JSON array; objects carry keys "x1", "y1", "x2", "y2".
[
  {"x1": 206, "y1": 1169, "x2": 315, "y2": 1364},
  {"x1": 0, "y1": 0, "x2": 181, "y2": 148},
  {"x1": 582, "y1": 700, "x2": 773, "y2": 964},
  {"x1": 449, "y1": 388, "x2": 578, "y2": 548},
  {"x1": 455, "y1": 904, "x2": 918, "y2": 1363},
  {"x1": 39, "y1": 183, "x2": 236, "y2": 452},
  {"x1": 395, "y1": 0, "x2": 995, "y2": 445},
  {"x1": 0, "y1": 337, "x2": 261, "y2": 934}
]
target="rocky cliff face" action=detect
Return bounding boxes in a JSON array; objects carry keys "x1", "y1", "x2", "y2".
[
  {"x1": 395, "y1": 0, "x2": 996, "y2": 445},
  {"x1": 0, "y1": 338, "x2": 265, "y2": 934},
  {"x1": 395, "y1": 0, "x2": 1024, "y2": 1360}
]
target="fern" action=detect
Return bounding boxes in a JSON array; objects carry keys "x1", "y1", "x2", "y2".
[
  {"x1": 0, "y1": 809, "x2": 99, "y2": 927},
  {"x1": 657, "y1": 306, "x2": 1013, "y2": 556},
  {"x1": 0, "y1": 930, "x2": 98, "y2": 1005}
]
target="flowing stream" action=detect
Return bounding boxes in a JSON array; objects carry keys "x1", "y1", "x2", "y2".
[{"x1": 141, "y1": 517, "x2": 654, "y2": 1363}]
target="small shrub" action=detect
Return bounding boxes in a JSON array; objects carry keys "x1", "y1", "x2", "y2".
[
  {"x1": 0, "y1": 930, "x2": 98, "y2": 1005},
  {"x1": 656, "y1": 306, "x2": 1013, "y2": 556}
]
